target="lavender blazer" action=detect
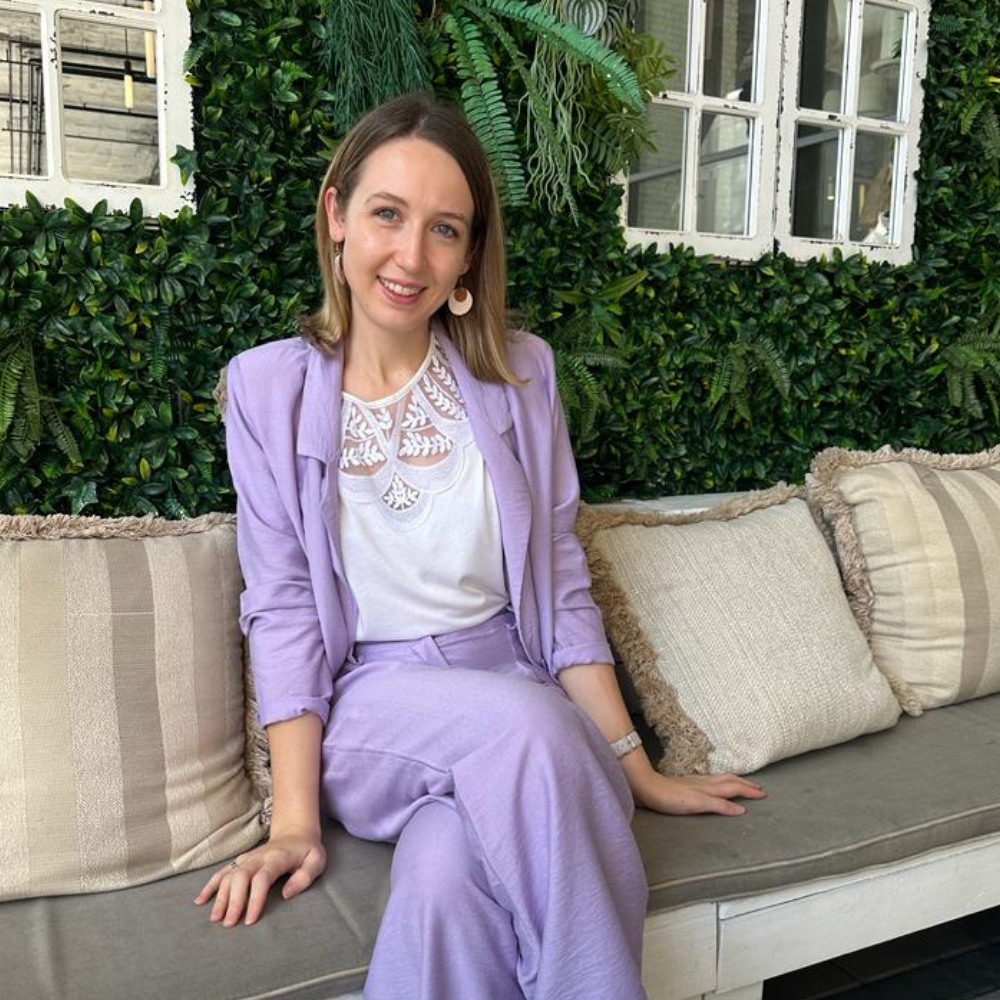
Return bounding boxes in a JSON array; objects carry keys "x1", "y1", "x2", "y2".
[{"x1": 225, "y1": 325, "x2": 613, "y2": 728}]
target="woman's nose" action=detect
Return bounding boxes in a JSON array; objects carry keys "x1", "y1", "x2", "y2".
[{"x1": 395, "y1": 228, "x2": 425, "y2": 271}]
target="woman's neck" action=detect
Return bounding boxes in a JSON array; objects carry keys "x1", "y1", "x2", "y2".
[{"x1": 342, "y1": 325, "x2": 433, "y2": 402}]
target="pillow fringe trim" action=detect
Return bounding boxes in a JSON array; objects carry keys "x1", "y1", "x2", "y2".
[
  {"x1": 577, "y1": 484, "x2": 802, "y2": 776},
  {"x1": 802, "y1": 444, "x2": 999, "y2": 717}
]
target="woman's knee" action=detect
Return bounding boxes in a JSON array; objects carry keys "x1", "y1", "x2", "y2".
[{"x1": 391, "y1": 802, "x2": 486, "y2": 903}]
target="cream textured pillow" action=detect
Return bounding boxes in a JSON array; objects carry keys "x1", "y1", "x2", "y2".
[
  {"x1": 808, "y1": 445, "x2": 1000, "y2": 712},
  {"x1": 578, "y1": 488, "x2": 900, "y2": 775},
  {"x1": 0, "y1": 513, "x2": 264, "y2": 901}
]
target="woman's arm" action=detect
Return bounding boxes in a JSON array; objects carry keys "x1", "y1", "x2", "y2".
[
  {"x1": 558, "y1": 662, "x2": 765, "y2": 815},
  {"x1": 194, "y1": 713, "x2": 327, "y2": 926}
]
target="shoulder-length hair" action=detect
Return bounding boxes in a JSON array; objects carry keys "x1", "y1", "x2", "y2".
[{"x1": 302, "y1": 92, "x2": 519, "y2": 385}]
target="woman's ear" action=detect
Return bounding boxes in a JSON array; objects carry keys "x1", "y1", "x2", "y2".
[{"x1": 324, "y1": 186, "x2": 346, "y2": 242}]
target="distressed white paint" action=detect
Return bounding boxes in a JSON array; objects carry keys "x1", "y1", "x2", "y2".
[
  {"x1": 642, "y1": 903, "x2": 718, "y2": 999},
  {"x1": 622, "y1": 0, "x2": 782, "y2": 260},
  {"x1": 623, "y1": 0, "x2": 930, "y2": 263},
  {"x1": 0, "y1": 0, "x2": 193, "y2": 215},
  {"x1": 775, "y1": 0, "x2": 930, "y2": 264}
]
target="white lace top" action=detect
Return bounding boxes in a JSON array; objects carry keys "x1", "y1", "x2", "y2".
[{"x1": 338, "y1": 334, "x2": 509, "y2": 641}]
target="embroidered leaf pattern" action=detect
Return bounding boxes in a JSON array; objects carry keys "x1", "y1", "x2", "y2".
[
  {"x1": 338, "y1": 335, "x2": 474, "y2": 522},
  {"x1": 381, "y1": 472, "x2": 420, "y2": 512}
]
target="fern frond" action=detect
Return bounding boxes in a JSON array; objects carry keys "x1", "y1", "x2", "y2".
[
  {"x1": 0, "y1": 340, "x2": 29, "y2": 438},
  {"x1": 445, "y1": 14, "x2": 528, "y2": 206},
  {"x1": 978, "y1": 106, "x2": 1000, "y2": 161},
  {"x1": 958, "y1": 97, "x2": 983, "y2": 136},
  {"x1": 467, "y1": 2, "x2": 578, "y2": 217},
  {"x1": 751, "y1": 337, "x2": 792, "y2": 398},
  {"x1": 475, "y1": 0, "x2": 646, "y2": 110},
  {"x1": 19, "y1": 345, "x2": 41, "y2": 452},
  {"x1": 708, "y1": 354, "x2": 732, "y2": 408},
  {"x1": 42, "y1": 399, "x2": 81, "y2": 466}
]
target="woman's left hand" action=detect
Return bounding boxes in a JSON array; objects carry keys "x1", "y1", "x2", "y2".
[{"x1": 627, "y1": 765, "x2": 766, "y2": 816}]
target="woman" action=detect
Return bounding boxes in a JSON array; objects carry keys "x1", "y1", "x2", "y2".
[{"x1": 196, "y1": 92, "x2": 763, "y2": 999}]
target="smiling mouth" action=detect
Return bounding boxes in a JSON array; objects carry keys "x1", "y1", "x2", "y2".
[{"x1": 379, "y1": 277, "x2": 423, "y2": 299}]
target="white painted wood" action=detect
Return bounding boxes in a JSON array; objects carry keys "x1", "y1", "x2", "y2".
[
  {"x1": 642, "y1": 903, "x2": 718, "y2": 1000},
  {"x1": 620, "y1": 0, "x2": 781, "y2": 260},
  {"x1": 774, "y1": 0, "x2": 930, "y2": 264},
  {"x1": 626, "y1": 0, "x2": 929, "y2": 262},
  {"x1": 0, "y1": 0, "x2": 194, "y2": 215},
  {"x1": 713, "y1": 833, "x2": 1000, "y2": 991},
  {"x1": 708, "y1": 986, "x2": 764, "y2": 1000}
]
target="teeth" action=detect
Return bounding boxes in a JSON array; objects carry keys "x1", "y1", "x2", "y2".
[{"x1": 382, "y1": 278, "x2": 420, "y2": 297}]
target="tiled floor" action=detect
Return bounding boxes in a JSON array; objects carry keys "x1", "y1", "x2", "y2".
[{"x1": 764, "y1": 906, "x2": 1000, "y2": 1000}]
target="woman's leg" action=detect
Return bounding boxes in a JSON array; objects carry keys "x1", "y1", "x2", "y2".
[
  {"x1": 324, "y1": 630, "x2": 648, "y2": 1000},
  {"x1": 363, "y1": 799, "x2": 522, "y2": 1000}
]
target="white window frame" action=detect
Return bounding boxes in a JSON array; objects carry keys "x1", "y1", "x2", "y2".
[
  {"x1": 0, "y1": 0, "x2": 194, "y2": 215},
  {"x1": 621, "y1": 0, "x2": 930, "y2": 264}
]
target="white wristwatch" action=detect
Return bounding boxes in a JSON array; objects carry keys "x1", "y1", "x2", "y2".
[{"x1": 609, "y1": 729, "x2": 643, "y2": 759}]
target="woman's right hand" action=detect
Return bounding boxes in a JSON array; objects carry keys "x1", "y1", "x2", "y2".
[{"x1": 194, "y1": 826, "x2": 328, "y2": 927}]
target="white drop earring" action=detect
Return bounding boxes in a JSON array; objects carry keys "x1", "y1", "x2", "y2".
[
  {"x1": 332, "y1": 245, "x2": 345, "y2": 285},
  {"x1": 447, "y1": 282, "x2": 473, "y2": 316}
]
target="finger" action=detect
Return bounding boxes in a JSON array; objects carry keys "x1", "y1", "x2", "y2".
[
  {"x1": 704, "y1": 796, "x2": 746, "y2": 816},
  {"x1": 195, "y1": 861, "x2": 237, "y2": 905},
  {"x1": 209, "y1": 876, "x2": 233, "y2": 923},
  {"x1": 222, "y1": 871, "x2": 252, "y2": 927},
  {"x1": 244, "y1": 867, "x2": 279, "y2": 926},
  {"x1": 281, "y1": 866, "x2": 317, "y2": 900}
]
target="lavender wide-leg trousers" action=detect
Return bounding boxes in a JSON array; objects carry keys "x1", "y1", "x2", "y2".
[{"x1": 320, "y1": 611, "x2": 649, "y2": 1000}]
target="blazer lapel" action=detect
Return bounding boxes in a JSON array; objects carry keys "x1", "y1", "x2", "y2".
[{"x1": 438, "y1": 331, "x2": 533, "y2": 624}]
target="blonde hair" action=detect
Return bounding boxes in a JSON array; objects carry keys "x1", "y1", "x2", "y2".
[{"x1": 303, "y1": 92, "x2": 519, "y2": 385}]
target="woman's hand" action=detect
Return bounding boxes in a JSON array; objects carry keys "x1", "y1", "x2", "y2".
[
  {"x1": 626, "y1": 765, "x2": 766, "y2": 816},
  {"x1": 194, "y1": 826, "x2": 327, "y2": 927}
]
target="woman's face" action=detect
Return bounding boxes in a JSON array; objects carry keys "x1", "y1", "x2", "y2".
[{"x1": 325, "y1": 137, "x2": 475, "y2": 344}]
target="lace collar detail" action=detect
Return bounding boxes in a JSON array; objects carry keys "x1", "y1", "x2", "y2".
[{"x1": 339, "y1": 334, "x2": 473, "y2": 522}]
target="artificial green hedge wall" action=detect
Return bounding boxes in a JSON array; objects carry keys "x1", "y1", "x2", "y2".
[{"x1": 0, "y1": 0, "x2": 998, "y2": 514}]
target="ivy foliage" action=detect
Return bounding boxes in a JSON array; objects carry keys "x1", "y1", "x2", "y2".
[{"x1": 0, "y1": 0, "x2": 998, "y2": 514}]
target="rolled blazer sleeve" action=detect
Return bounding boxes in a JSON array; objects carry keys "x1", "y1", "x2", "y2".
[
  {"x1": 526, "y1": 337, "x2": 614, "y2": 672},
  {"x1": 225, "y1": 355, "x2": 334, "y2": 727}
]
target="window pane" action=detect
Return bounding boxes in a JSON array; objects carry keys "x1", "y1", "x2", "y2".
[
  {"x1": 703, "y1": 0, "x2": 758, "y2": 101},
  {"x1": 0, "y1": 10, "x2": 46, "y2": 177},
  {"x1": 858, "y1": 3, "x2": 905, "y2": 120},
  {"x1": 59, "y1": 16, "x2": 160, "y2": 185},
  {"x1": 628, "y1": 104, "x2": 687, "y2": 231},
  {"x1": 799, "y1": 0, "x2": 849, "y2": 112},
  {"x1": 95, "y1": 1, "x2": 158, "y2": 8},
  {"x1": 852, "y1": 131, "x2": 895, "y2": 242},
  {"x1": 792, "y1": 124, "x2": 841, "y2": 239},
  {"x1": 638, "y1": 0, "x2": 692, "y2": 93},
  {"x1": 698, "y1": 113, "x2": 752, "y2": 235}
]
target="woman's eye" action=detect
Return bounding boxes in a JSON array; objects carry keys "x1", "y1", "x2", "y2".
[
  {"x1": 375, "y1": 207, "x2": 398, "y2": 221},
  {"x1": 434, "y1": 224, "x2": 458, "y2": 238}
]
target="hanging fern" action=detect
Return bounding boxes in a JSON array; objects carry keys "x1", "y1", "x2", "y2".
[
  {"x1": 469, "y1": 0, "x2": 645, "y2": 110},
  {"x1": 463, "y1": 2, "x2": 578, "y2": 217},
  {"x1": 440, "y1": 0, "x2": 649, "y2": 215},
  {"x1": 324, "y1": 0, "x2": 431, "y2": 135},
  {"x1": 939, "y1": 319, "x2": 1000, "y2": 420},
  {"x1": 709, "y1": 336, "x2": 792, "y2": 425},
  {"x1": 0, "y1": 333, "x2": 81, "y2": 468},
  {"x1": 555, "y1": 349, "x2": 627, "y2": 439},
  {"x1": 443, "y1": 13, "x2": 529, "y2": 206}
]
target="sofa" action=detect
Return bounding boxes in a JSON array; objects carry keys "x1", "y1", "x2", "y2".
[{"x1": 3, "y1": 444, "x2": 1000, "y2": 1000}]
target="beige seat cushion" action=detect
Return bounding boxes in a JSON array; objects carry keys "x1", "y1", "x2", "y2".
[
  {"x1": 808, "y1": 444, "x2": 1000, "y2": 712},
  {"x1": 578, "y1": 487, "x2": 900, "y2": 775},
  {"x1": 0, "y1": 513, "x2": 264, "y2": 901}
]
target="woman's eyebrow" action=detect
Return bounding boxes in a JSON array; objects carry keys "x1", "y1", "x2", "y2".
[{"x1": 364, "y1": 191, "x2": 470, "y2": 225}]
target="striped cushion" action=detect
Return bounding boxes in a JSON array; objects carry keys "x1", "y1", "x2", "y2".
[
  {"x1": 808, "y1": 445, "x2": 1000, "y2": 711},
  {"x1": 0, "y1": 514, "x2": 263, "y2": 901}
]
